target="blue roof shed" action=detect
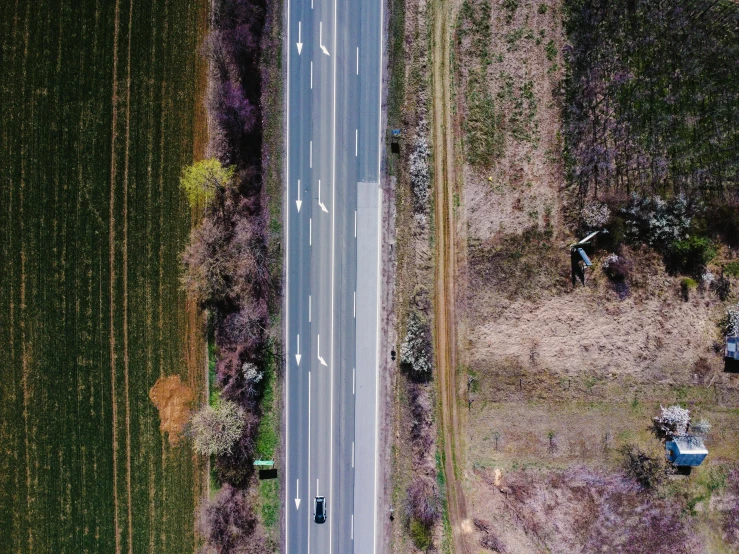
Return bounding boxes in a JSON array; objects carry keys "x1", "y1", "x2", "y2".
[
  {"x1": 666, "y1": 436, "x2": 708, "y2": 467},
  {"x1": 726, "y1": 336, "x2": 739, "y2": 360}
]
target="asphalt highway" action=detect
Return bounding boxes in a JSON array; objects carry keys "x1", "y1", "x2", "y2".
[{"x1": 284, "y1": 0, "x2": 383, "y2": 553}]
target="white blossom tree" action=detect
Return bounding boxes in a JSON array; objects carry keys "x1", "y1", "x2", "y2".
[
  {"x1": 653, "y1": 404, "x2": 690, "y2": 439},
  {"x1": 191, "y1": 400, "x2": 245, "y2": 456}
]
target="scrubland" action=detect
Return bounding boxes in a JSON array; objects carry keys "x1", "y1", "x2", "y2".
[{"x1": 388, "y1": 0, "x2": 739, "y2": 552}]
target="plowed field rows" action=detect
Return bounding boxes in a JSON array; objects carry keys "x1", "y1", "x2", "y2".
[{"x1": 0, "y1": 0, "x2": 207, "y2": 552}]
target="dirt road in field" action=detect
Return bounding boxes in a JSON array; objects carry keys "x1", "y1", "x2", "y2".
[{"x1": 431, "y1": 1, "x2": 469, "y2": 552}]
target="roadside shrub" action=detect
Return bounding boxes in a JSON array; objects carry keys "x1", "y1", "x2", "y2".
[
  {"x1": 691, "y1": 418, "x2": 711, "y2": 437},
  {"x1": 723, "y1": 469, "x2": 739, "y2": 545},
  {"x1": 712, "y1": 273, "x2": 732, "y2": 301},
  {"x1": 216, "y1": 299, "x2": 268, "y2": 352},
  {"x1": 180, "y1": 159, "x2": 236, "y2": 211},
  {"x1": 726, "y1": 303, "x2": 739, "y2": 336},
  {"x1": 211, "y1": 81, "x2": 258, "y2": 151},
  {"x1": 406, "y1": 477, "x2": 440, "y2": 528},
  {"x1": 602, "y1": 254, "x2": 631, "y2": 281},
  {"x1": 409, "y1": 518, "x2": 432, "y2": 550},
  {"x1": 191, "y1": 400, "x2": 245, "y2": 456},
  {"x1": 680, "y1": 277, "x2": 698, "y2": 301},
  {"x1": 666, "y1": 236, "x2": 716, "y2": 275},
  {"x1": 725, "y1": 261, "x2": 739, "y2": 278},
  {"x1": 653, "y1": 404, "x2": 690, "y2": 439},
  {"x1": 581, "y1": 201, "x2": 610, "y2": 230},
  {"x1": 198, "y1": 484, "x2": 257, "y2": 553},
  {"x1": 622, "y1": 194, "x2": 693, "y2": 248},
  {"x1": 474, "y1": 519, "x2": 507, "y2": 553},
  {"x1": 409, "y1": 130, "x2": 431, "y2": 214},
  {"x1": 400, "y1": 311, "x2": 433, "y2": 379},
  {"x1": 213, "y1": 418, "x2": 259, "y2": 488},
  {"x1": 597, "y1": 214, "x2": 626, "y2": 252},
  {"x1": 704, "y1": 204, "x2": 739, "y2": 249},
  {"x1": 621, "y1": 445, "x2": 668, "y2": 490},
  {"x1": 181, "y1": 219, "x2": 231, "y2": 305}
]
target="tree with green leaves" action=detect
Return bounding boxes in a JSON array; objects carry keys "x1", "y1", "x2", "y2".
[{"x1": 180, "y1": 158, "x2": 236, "y2": 210}]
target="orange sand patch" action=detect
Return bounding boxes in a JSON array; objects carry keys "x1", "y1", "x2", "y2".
[{"x1": 149, "y1": 375, "x2": 195, "y2": 445}]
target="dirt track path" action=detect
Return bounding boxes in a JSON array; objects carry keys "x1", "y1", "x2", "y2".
[{"x1": 431, "y1": 1, "x2": 469, "y2": 552}]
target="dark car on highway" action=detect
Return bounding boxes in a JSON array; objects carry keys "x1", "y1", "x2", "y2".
[{"x1": 314, "y1": 496, "x2": 327, "y2": 524}]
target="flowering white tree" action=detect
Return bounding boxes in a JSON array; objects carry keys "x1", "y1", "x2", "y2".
[
  {"x1": 727, "y1": 303, "x2": 739, "y2": 336},
  {"x1": 191, "y1": 400, "x2": 245, "y2": 456},
  {"x1": 242, "y1": 361, "x2": 263, "y2": 384},
  {"x1": 653, "y1": 405, "x2": 690, "y2": 438},
  {"x1": 691, "y1": 418, "x2": 711, "y2": 437},
  {"x1": 582, "y1": 201, "x2": 610, "y2": 229}
]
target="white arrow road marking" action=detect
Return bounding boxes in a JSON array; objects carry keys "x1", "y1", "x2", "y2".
[
  {"x1": 295, "y1": 334, "x2": 302, "y2": 366},
  {"x1": 297, "y1": 21, "x2": 303, "y2": 54},
  {"x1": 295, "y1": 479, "x2": 301, "y2": 509},
  {"x1": 296, "y1": 179, "x2": 302, "y2": 212},
  {"x1": 319, "y1": 22, "x2": 330, "y2": 56},
  {"x1": 317, "y1": 334, "x2": 327, "y2": 366},
  {"x1": 317, "y1": 179, "x2": 328, "y2": 213}
]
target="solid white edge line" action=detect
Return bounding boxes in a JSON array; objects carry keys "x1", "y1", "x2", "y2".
[
  {"x1": 373, "y1": 0, "x2": 385, "y2": 549},
  {"x1": 329, "y1": 0, "x2": 337, "y2": 549},
  {"x1": 354, "y1": 210, "x2": 357, "y2": 238},
  {"x1": 356, "y1": 46, "x2": 359, "y2": 75},
  {"x1": 285, "y1": 1, "x2": 291, "y2": 552},
  {"x1": 308, "y1": 369, "x2": 312, "y2": 550},
  {"x1": 353, "y1": 291, "x2": 356, "y2": 318}
]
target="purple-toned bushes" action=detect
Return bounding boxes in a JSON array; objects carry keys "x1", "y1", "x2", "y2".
[{"x1": 189, "y1": 0, "x2": 277, "y2": 550}]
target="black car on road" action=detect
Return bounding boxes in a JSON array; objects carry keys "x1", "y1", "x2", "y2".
[{"x1": 314, "y1": 496, "x2": 327, "y2": 524}]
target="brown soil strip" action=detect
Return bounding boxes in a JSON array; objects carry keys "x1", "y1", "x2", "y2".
[
  {"x1": 108, "y1": 0, "x2": 122, "y2": 550},
  {"x1": 157, "y1": 0, "x2": 170, "y2": 537},
  {"x1": 431, "y1": 1, "x2": 469, "y2": 552},
  {"x1": 121, "y1": 1, "x2": 134, "y2": 552},
  {"x1": 19, "y1": 3, "x2": 34, "y2": 551},
  {"x1": 190, "y1": 0, "x2": 210, "y2": 517}
]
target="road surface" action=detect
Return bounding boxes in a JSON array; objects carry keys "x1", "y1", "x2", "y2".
[{"x1": 284, "y1": 0, "x2": 384, "y2": 552}]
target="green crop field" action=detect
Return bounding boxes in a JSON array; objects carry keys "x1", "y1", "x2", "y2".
[{"x1": 0, "y1": 0, "x2": 208, "y2": 552}]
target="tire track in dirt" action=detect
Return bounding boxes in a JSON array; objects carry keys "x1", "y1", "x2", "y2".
[
  {"x1": 108, "y1": 0, "x2": 122, "y2": 550},
  {"x1": 431, "y1": 1, "x2": 469, "y2": 552}
]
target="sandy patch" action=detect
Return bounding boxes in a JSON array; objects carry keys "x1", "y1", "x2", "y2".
[{"x1": 149, "y1": 375, "x2": 195, "y2": 445}]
